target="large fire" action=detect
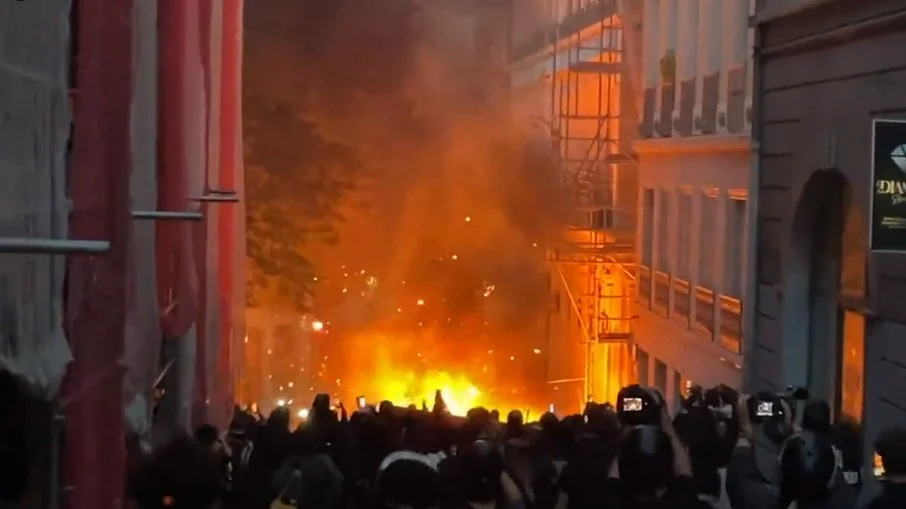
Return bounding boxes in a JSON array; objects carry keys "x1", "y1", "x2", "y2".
[{"x1": 336, "y1": 331, "x2": 545, "y2": 417}]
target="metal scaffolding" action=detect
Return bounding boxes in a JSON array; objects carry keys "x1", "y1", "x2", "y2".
[{"x1": 543, "y1": 0, "x2": 639, "y2": 403}]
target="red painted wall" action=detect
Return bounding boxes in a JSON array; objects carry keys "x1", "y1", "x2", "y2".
[
  {"x1": 215, "y1": 0, "x2": 245, "y2": 425},
  {"x1": 63, "y1": 0, "x2": 133, "y2": 507}
]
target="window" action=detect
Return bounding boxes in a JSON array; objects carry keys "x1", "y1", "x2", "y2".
[
  {"x1": 639, "y1": 189, "x2": 655, "y2": 305},
  {"x1": 676, "y1": 192, "x2": 692, "y2": 281},
  {"x1": 641, "y1": 189, "x2": 655, "y2": 266},
  {"x1": 698, "y1": 193, "x2": 718, "y2": 289},
  {"x1": 673, "y1": 192, "x2": 693, "y2": 321},
  {"x1": 839, "y1": 310, "x2": 865, "y2": 422},
  {"x1": 654, "y1": 359, "x2": 668, "y2": 395},
  {"x1": 654, "y1": 190, "x2": 672, "y2": 312},
  {"x1": 637, "y1": 348, "x2": 650, "y2": 385},
  {"x1": 724, "y1": 197, "x2": 746, "y2": 298},
  {"x1": 656, "y1": 189, "x2": 671, "y2": 272},
  {"x1": 673, "y1": 371, "x2": 685, "y2": 411}
]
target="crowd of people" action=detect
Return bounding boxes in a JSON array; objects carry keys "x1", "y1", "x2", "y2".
[{"x1": 126, "y1": 385, "x2": 906, "y2": 509}]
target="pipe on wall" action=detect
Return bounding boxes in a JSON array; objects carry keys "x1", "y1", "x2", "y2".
[{"x1": 741, "y1": 19, "x2": 762, "y2": 392}]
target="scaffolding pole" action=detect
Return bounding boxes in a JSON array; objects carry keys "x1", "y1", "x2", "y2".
[{"x1": 543, "y1": 0, "x2": 638, "y2": 403}]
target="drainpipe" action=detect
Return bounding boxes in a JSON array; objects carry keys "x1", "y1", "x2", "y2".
[{"x1": 741, "y1": 18, "x2": 762, "y2": 392}]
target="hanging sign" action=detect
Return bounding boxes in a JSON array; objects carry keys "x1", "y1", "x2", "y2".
[{"x1": 870, "y1": 119, "x2": 906, "y2": 252}]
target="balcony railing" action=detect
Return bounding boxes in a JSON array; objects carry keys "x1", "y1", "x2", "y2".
[
  {"x1": 638, "y1": 265, "x2": 651, "y2": 307},
  {"x1": 653, "y1": 270, "x2": 670, "y2": 315},
  {"x1": 719, "y1": 295, "x2": 742, "y2": 354},
  {"x1": 673, "y1": 278, "x2": 691, "y2": 324},
  {"x1": 694, "y1": 286, "x2": 715, "y2": 336}
]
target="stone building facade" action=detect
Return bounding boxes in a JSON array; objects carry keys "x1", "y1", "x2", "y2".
[{"x1": 750, "y1": 0, "x2": 906, "y2": 473}]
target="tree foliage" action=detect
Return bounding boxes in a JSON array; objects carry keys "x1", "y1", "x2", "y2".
[{"x1": 243, "y1": 0, "x2": 422, "y2": 310}]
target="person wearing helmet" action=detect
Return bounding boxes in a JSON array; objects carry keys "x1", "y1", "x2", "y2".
[{"x1": 606, "y1": 388, "x2": 701, "y2": 509}]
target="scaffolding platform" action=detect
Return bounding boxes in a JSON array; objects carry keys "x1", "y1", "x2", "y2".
[
  {"x1": 569, "y1": 61, "x2": 623, "y2": 74},
  {"x1": 540, "y1": 1, "x2": 640, "y2": 403}
]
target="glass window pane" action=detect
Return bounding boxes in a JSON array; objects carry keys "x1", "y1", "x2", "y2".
[
  {"x1": 840, "y1": 310, "x2": 865, "y2": 422},
  {"x1": 698, "y1": 194, "x2": 717, "y2": 289},
  {"x1": 724, "y1": 198, "x2": 746, "y2": 298},
  {"x1": 642, "y1": 189, "x2": 655, "y2": 266},
  {"x1": 676, "y1": 192, "x2": 692, "y2": 280},
  {"x1": 657, "y1": 190, "x2": 671, "y2": 272}
]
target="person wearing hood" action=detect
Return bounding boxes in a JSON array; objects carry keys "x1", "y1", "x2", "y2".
[
  {"x1": 777, "y1": 430, "x2": 856, "y2": 509},
  {"x1": 606, "y1": 388, "x2": 701, "y2": 509},
  {"x1": 861, "y1": 426, "x2": 906, "y2": 509},
  {"x1": 375, "y1": 450, "x2": 446, "y2": 509},
  {"x1": 725, "y1": 393, "x2": 788, "y2": 509}
]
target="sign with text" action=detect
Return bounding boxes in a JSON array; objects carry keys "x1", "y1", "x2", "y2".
[{"x1": 870, "y1": 119, "x2": 906, "y2": 252}]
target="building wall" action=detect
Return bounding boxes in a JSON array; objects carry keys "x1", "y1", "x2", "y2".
[
  {"x1": 633, "y1": 0, "x2": 754, "y2": 403},
  {"x1": 639, "y1": 0, "x2": 753, "y2": 139},
  {"x1": 751, "y1": 0, "x2": 906, "y2": 475},
  {"x1": 634, "y1": 148, "x2": 748, "y2": 407}
]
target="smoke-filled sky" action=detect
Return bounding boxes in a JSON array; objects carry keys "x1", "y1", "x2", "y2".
[
  {"x1": 320, "y1": 2, "x2": 563, "y2": 297},
  {"x1": 243, "y1": 0, "x2": 573, "y2": 411}
]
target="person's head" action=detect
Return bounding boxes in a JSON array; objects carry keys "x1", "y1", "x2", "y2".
[
  {"x1": 312, "y1": 393, "x2": 331, "y2": 413},
  {"x1": 778, "y1": 431, "x2": 837, "y2": 505},
  {"x1": 128, "y1": 437, "x2": 223, "y2": 509},
  {"x1": 801, "y1": 400, "x2": 832, "y2": 435},
  {"x1": 832, "y1": 416, "x2": 863, "y2": 481},
  {"x1": 506, "y1": 409, "x2": 524, "y2": 428},
  {"x1": 377, "y1": 454, "x2": 442, "y2": 509},
  {"x1": 617, "y1": 425, "x2": 674, "y2": 500},
  {"x1": 585, "y1": 403, "x2": 620, "y2": 438},
  {"x1": 267, "y1": 405, "x2": 291, "y2": 431},
  {"x1": 193, "y1": 424, "x2": 219, "y2": 449},
  {"x1": 875, "y1": 426, "x2": 906, "y2": 481},
  {"x1": 673, "y1": 405, "x2": 719, "y2": 470},
  {"x1": 460, "y1": 439, "x2": 505, "y2": 503}
]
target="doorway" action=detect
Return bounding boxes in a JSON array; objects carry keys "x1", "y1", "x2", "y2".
[{"x1": 783, "y1": 169, "x2": 850, "y2": 410}]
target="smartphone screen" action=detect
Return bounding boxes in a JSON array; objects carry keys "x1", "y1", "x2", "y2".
[
  {"x1": 356, "y1": 396, "x2": 366, "y2": 408},
  {"x1": 623, "y1": 397, "x2": 643, "y2": 412},
  {"x1": 755, "y1": 401, "x2": 774, "y2": 417},
  {"x1": 548, "y1": 403, "x2": 555, "y2": 413}
]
